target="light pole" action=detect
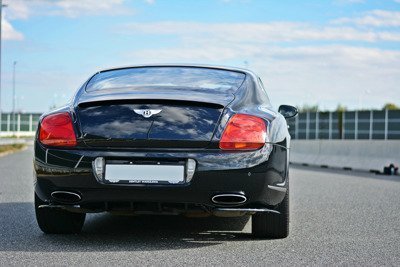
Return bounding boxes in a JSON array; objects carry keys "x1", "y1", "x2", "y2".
[
  {"x1": 12, "y1": 60, "x2": 16, "y2": 132},
  {"x1": 0, "y1": 0, "x2": 7, "y2": 131}
]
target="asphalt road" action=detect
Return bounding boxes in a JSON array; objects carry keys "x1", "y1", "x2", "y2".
[{"x1": 0, "y1": 146, "x2": 399, "y2": 266}]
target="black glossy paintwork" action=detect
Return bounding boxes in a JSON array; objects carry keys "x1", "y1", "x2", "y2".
[
  {"x1": 34, "y1": 64, "x2": 292, "y2": 210},
  {"x1": 34, "y1": 139, "x2": 288, "y2": 207},
  {"x1": 77, "y1": 101, "x2": 223, "y2": 148}
]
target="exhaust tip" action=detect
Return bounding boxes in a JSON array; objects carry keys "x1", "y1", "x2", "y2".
[
  {"x1": 51, "y1": 191, "x2": 81, "y2": 203},
  {"x1": 211, "y1": 193, "x2": 247, "y2": 206}
]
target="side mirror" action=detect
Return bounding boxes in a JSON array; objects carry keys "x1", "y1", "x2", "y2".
[{"x1": 278, "y1": 105, "x2": 298, "y2": 119}]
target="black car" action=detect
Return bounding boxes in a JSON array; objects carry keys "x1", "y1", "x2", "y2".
[{"x1": 34, "y1": 65, "x2": 297, "y2": 238}]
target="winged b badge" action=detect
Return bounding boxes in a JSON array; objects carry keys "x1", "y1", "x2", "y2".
[{"x1": 133, "y1": 109, "x2": 162, "y2": 118}]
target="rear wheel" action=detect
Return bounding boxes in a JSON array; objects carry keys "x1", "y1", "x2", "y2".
[
  {"x1": 252, "y1": 189, "x2": 289, "y2": 239},
  {"x1": 35, "y1": 193, "x2": 86, "y2": 234}
]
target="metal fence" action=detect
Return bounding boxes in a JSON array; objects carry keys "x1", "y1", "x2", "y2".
[
  {"x1": 0, "y1": 112, "x2": 42, "y2": 136},
  {"x1": 287, "y1": 110, "x2": 400, "y2": 140}
]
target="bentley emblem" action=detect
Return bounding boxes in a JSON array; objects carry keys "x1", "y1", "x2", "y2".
[{"x1": 134, "y1": 109, "x2": 162, "y2": 118}]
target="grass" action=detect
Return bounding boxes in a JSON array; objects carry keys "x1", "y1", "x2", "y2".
[
  {"x1": 0, "y1": 144, "x2": 26, "y2": 154},
  {"x1": 0, "y1": 135, "x2": 33, "y2": 139}
]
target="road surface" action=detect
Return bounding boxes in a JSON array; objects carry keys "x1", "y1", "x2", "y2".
[{"x1": 0, "y1": 146, "x2": 399, "y2": 266}]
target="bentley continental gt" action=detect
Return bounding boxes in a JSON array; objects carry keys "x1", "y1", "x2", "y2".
[{"x1": 34, "y1": 65, "x2": 297, "y2": 238}]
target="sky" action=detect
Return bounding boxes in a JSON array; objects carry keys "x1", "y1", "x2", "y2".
[{"x1": 1, "y1": 0, "x2": 400, "y2": 113}]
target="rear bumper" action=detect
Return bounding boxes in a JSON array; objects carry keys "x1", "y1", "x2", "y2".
[{"x1": 34, "y1": 140, "x2": 288, "y2": 209}]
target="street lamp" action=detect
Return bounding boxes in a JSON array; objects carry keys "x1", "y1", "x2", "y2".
[
  {"x1": 0, "y1": 0, "x2": 7, "y2": 131},
  {"x1": 12, "y1": 60, "x2": 16, "y2": 132}
]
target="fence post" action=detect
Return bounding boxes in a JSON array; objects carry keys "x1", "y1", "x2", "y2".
[
  {"x1": 342, "y1": 112, "x2": 346, "y2": 139},
  {"x1": 369, "y1": 110, "x2": 373, "y2": 140},
  {"x1": 17, "y1": 114, "x2": 21, "y2": 133},
  {"x1": 315, "y1": 111, "x2": 319, "y2": 140},
  {"x1": 355, "y1": 111, "x2": 358, "y2": 140},
  {"x1": 7, "y1": 114, "x2": 10, "y2": 132},
  {"x1": 295, "y1": 114, "x2": 299, "y2": 139},
  {"x1": 384, "y1": 109, "x2": 388, "y2": 140},
  {"x1": 29, "y1": 114, "x2": 33, "y2": 132},
  {"x1": 329, "y1": 112, "x2": 332, "y2": 140},
  {"x1": 306, "y1": 111, "x2": 310, "y2": 140}
]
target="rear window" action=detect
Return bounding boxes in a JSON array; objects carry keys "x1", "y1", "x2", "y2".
[{"x1": 86, "y1": 67, "x2": 246, "y2": 93}]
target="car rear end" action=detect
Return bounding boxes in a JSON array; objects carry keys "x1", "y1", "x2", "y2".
[{"x1": 34, "y1": 66, "x2": 290, "y2": 238}]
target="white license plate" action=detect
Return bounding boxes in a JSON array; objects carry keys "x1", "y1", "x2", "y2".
[{"x1": 105, "y1": 164, "x2": 185, "y2": 184}]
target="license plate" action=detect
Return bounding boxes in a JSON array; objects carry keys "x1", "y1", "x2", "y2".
[{"x1": 104, "y1": 164, "x2": 185, "y2": 184}]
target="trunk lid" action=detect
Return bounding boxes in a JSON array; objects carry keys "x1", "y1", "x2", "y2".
[{"x1": 76, "y1": 100, "x2": 224, "y2": 148}]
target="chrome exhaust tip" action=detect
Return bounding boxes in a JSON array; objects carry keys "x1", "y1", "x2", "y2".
[
  {"x1": 51, "y1": 191, "x2": 82, "y2": 203},
  {"x1": 211, "y1": 193, "x2": 247, "y2": 205}
]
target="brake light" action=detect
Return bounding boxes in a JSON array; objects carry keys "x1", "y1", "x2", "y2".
[
  {"x1": 219, "y1": 114, "x2": 266, "y2": 150},
  {"x1": 39, "y1": 112, "x2": 77, "y2": 147}
]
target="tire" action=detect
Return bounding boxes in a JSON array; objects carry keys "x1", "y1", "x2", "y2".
[
  {"x1": 252, "y1": 188, "x2": 289, "y2": 239},
  {"x1": 35, "y1": 193, "x2": 86, "y2": 234}
]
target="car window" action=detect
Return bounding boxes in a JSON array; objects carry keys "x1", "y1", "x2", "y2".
[{"x1": 86, "y1": 67, "x2": 246, "y2": 93}]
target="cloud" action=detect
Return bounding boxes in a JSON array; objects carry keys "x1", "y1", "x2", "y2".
[
  {"x1": 2, "y1": 16, "x2": 24, "y2": 40},
  {"x1": 334, "y1": 0, "x2": 365, "y2": 4},
  {"x1": 118, "y1": 20, "x2": 400, "y2": 109},
  {"x1": 128, "y1": 41, "x2": 400, "y2": 70},
  {"x1": 51, "y1": 0, "x2": 132, "y2": 18},
  {"x1": 332, "y1": 10, "x2": 400, "y2": 27},
  {"x1": 4, "y1": 0, "x2": 133, "y2": 19},
  {"x1": 2, "y1": 0, "x2": 132, "y2": 42},
  {"x1": 122, "y1": 21, "x2": 400, "y2": 42},
  {"x1": 126, "y1": 44, "x2": 400, "y2": 109},
  {"x1": 2, "y1": 1, "x2": 399, "y2": 109},
  {"x1": 3, "y1": 0, "x2": 30, "y2": 20}
]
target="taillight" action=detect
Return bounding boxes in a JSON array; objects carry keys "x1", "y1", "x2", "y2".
[
  {"x1": 219, "y1": 114, "x2": 266, "y2": 150},
  {"x1": 39, "y1": 112, "x2": 77, "y2": 147}
]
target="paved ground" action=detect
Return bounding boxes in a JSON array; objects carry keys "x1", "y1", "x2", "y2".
[{"x1": 0, "y1": 146, "x2": 399, "y2": 266}]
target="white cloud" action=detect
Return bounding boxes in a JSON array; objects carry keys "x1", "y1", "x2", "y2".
[
  {"x1": 332, "y1": 10, "x2": 400, "y2": 27},
  {"x1": 122, "y1": 21, "x2": 400, "y2": 42},
  {"x1": 52, "y1": 0, "x2": 131, "y2": 18},
  {"x1": 334, "y1": 0, "x2": 365, "y2": 4},
  {"x1": 4, "y1": 0, "x2": 133, "y2": 19},
  {"x1": 127, "y1": 44, "x2": 400, "y2": 109},
  {"x1": 119, "y1": 21, "x2": 400, "y2": 109},
  {"x1": 2, "y1": 16, "x2": 24, "y2": 40},
  {"x1": 2, "y1": 1, "x2": 399, "y2": 109},
  {"x1": 2, "y1": 0, "x2": 132, "y2": 42},
  {"x1": 3, "y1": 0, "x2": 30, "y2": 20}
]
